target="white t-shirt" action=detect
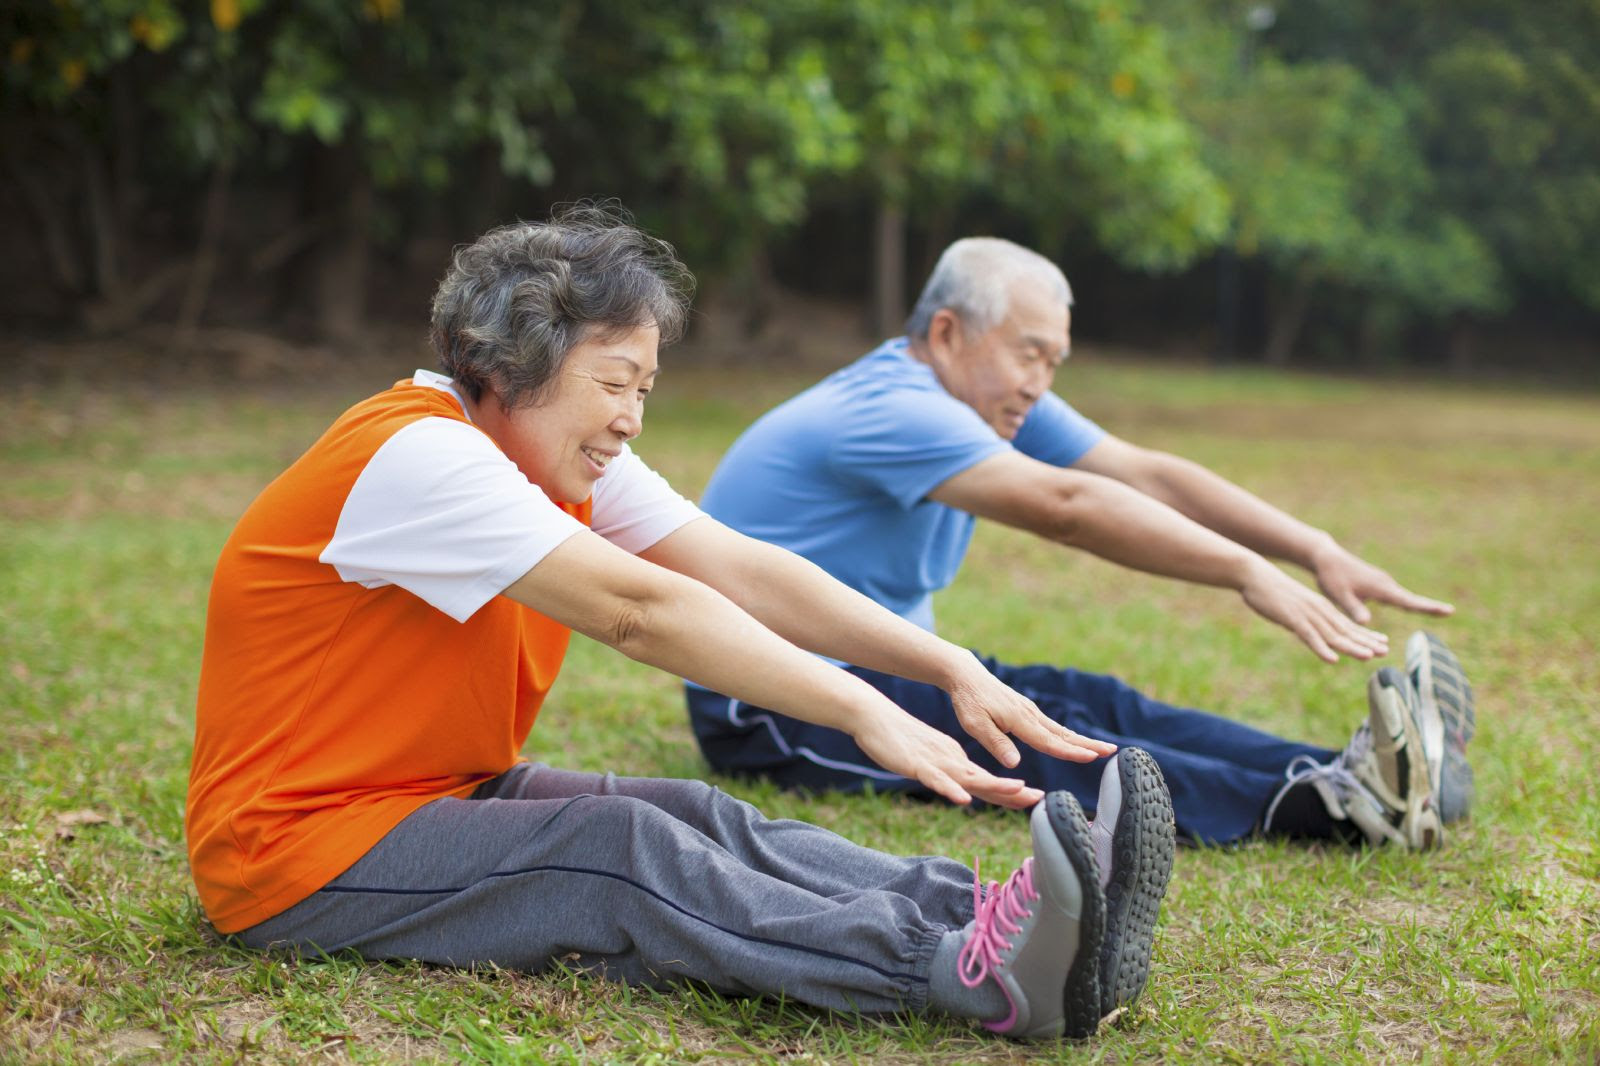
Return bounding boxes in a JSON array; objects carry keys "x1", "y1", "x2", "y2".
[{"x1": 320, "y1": 369, "x2": 703, "y2": 622}]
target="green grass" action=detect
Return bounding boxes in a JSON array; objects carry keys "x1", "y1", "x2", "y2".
[{"x1": 3, "y1": 347, "x2": 1598, "y2": 1063}]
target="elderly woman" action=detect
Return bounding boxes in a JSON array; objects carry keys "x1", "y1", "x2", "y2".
[{"x1": 185, "y1": 206, "x2": 1173, "y2": 1041}]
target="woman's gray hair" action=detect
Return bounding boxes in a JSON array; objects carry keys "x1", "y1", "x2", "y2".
[
  {"x1": 430, "y1": 203, "x2": 694, "y2": 408},
  {"x1": 904, "y1": 237, "x2": 1073, "y2": 340}
]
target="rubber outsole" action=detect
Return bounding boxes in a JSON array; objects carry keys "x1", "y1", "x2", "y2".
[
  {"x1": 1046, "y1": 791, "x2": 1107, "y2": 1040},
  {"x1": 1409, "y1": 632, "x2": 1477, "y2": 744},
  {"x1": 1407, "y1": 631, "x2": 1476, "y2": 822},
  {"x1": 1098, "y1": 748, "x2": 1175, "y2": 1016}
]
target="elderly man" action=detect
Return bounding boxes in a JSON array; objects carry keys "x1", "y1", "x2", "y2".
[{"x1": 687, "y1": 236, "x2": 1476, "y2": 850}]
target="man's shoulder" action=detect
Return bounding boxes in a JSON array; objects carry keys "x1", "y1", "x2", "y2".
[
  {"x1": 831, "y1": 338, "x2": 946, "y2": 395},
  {"x1": 797, "y1": 341, "x2": 967, "y2": 431}
]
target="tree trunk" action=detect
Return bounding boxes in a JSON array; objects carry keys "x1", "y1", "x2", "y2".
[
  {"x1": 77, "y1": 132, "x2": 122, "y2": 299},
  {"x1": 109, "y1": 64, "x2": 139, "y2": 235},
  {"x1": 174, "y1": 156, "x2": 235, "y2": 347},
  {"x1": 4, "y1": 150, "x2": 86, "y2": 294},
  {"x1": 1263, "y1": 261, "x2": 1317, "y2": 367},
  {"x1": 873, "y1": 200, "x2": 906, "y2": 339},
  {"x1": 1447, "y1": 313, "x2": 1477, "y2": 376},
  {"x1": 918, "y1": 206, "x2": 955, "y2": 294},
  {"x1": 285, "y1": 142, "x2": 372, "y2": 342},
  {"x1": 314, "y1": 171, "x2": 372, "y2": 343}
]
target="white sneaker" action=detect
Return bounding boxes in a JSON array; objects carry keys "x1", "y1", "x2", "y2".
[{"x1": 1265, "y1": 667, "x2": 1443, "y2": 849}]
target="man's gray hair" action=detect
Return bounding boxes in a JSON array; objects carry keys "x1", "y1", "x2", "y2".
[
  {"x1": 904, "y1": 237, "x2": 1073, "y2": 340},
  {"x1": 430, "y1": 203, "x2": 694, "y2": 408}
]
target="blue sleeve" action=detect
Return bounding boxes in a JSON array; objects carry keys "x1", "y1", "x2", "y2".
[
  {"x1": 829, "y1": 387, "x2": 1009, "y2": 510},
  {"x1": 1013, "y1": 392, "x2": 1107, "y2": 468}
]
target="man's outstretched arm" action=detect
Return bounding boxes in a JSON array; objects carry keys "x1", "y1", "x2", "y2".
[
  {"x1": 929, "y1": 450, "x2": 1391, "y2": 663},
  {"x1": 1072, "y1": 436, "x2": 1454, "y2": 624},
  {"x1": 638, "y1": 516, "x2": 1116, "y2": 771}
]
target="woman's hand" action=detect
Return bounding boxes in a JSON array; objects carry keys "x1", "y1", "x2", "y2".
[
  {"x1": 849, "y1": 703, "x2": 1046, "y2": 809},
  {"x1": 944, "y1": 655, "x2": 1116, "y2": 770}
]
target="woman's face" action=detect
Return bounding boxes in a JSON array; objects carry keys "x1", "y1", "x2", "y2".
[{"x1": 475, "y1": 324, "x2": 660, "y2": 503}]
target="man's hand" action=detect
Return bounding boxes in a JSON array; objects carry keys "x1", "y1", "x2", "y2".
[
  {"x1": 850, "y1": 706, "x2": 1047, "y2": 808},
  {"x1": 944, "y1": 657, "x2": 1117, "y2": 770},
  {"x1": 1240, "y1": 559, "x2": 1391, "y2": 663},
  {"x1": 1310, "y1": 541, "x2": 1455, "y2": 624}
]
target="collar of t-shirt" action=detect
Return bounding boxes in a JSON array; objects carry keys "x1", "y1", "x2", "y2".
[{"x1": 411, "y1": 369, "x2": 472, "y2": 421}]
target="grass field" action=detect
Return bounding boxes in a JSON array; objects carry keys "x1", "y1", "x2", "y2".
[{"x1": 3, "y1": 343, "x2": 1598, "y2": 1063}]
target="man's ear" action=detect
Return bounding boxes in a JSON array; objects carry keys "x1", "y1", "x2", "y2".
[{"x1": 926, "y1": 308, "x2": 964, "y2": 361}]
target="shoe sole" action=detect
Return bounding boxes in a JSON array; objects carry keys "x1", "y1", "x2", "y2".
[
  {"x1": 1046, "y1": 791, "x2": 1107, "y2": 1040},
  {"x1": 1407, "y1": 631, "x2": 1476, "y2": 821},
  {"x1": 1098, "y1": 748, "x2": 1175, "y2": 1017},
  {"x1": 1370, "y1": 667, "x2": 1443, "y2": 850}
]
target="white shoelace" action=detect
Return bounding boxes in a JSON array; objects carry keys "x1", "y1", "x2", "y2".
[{"x1": 1262, "y1": 724, "x2": 1374, "y2": 832}]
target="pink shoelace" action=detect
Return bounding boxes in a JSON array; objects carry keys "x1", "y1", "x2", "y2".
[{"x1": 957, "y1": 857, "x2": 1039, "y2": 990}]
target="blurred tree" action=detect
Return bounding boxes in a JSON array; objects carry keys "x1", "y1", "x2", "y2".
[
  {"x1": 815, "y1": 0, "x2": 1228, "y2": 333},
  {"x1": 3, "y1": 0, "x2": 573, "y2": 337},
  {"x1": 3, "y1": 0, "x2": 199, "y2": 328},
  {"x1": 539, "y1": 0, "x2": 1228, "y2": 338},
  {"x1": 6, "y1": 0, "x2": 1592, "y2": 367},
  {"x1": 229, "y1": 0, "x2": 573, "y2": 338},
  {"x1": 1152, "y1": 0, "x2": 1505, "y2": 364},
  {"x1": 542, "y1": 0, "x2": 861, "y2": 336}
]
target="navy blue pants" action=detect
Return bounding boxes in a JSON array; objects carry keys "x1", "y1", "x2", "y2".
[{"x1": 686, "y1": 655, "x2": 1337, "y2": 844}]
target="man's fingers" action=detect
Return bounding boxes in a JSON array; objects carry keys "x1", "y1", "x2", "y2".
[
  {"x1": 1337, "y1": 589, "x2": 1373, "y2": 624},
  {"x1": 1326, "y1": 624, "x2": 1383, "y2": 659},
  {"x1": 1313, "y1": 595, "x2": 1387, "y2": 653},
  {"x1": 1381, "y1": 586, "x2": 1456, "y2": 616},
  {"x1": 1296, "y1": 619, "x2": 1340, "y2": 663}
]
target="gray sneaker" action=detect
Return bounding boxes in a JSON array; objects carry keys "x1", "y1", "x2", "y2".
[
  {"x1": 1088, "y1": 749, "x2": 1175, "y2": 1017},
  {"x1": 1264, "y1": 667, "x2": 1443, "y2": 849},
  {"x1": 957, "y1": 791, "x2": 1106, "y2": 1040},
  {"x1": 1358, "y1": 666, "x2": 1444, "y2": 849},
  {"x1": 1406, "y1": 631, "x2": 1476, "y2": 823}
]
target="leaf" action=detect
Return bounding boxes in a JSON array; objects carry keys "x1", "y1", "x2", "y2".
[
  {"x1": 54, "y1": 809, "x2": 111, "y2": 840},
  {"x1": 212, "y1": 0, "x2": 242, "y2": 33}
]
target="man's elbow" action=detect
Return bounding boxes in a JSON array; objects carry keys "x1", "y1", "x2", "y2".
[{"x1": 1036, "y1": 481, "x2": 1092, "y2": 546}]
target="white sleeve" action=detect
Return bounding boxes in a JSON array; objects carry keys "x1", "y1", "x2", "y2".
[
  {"x1": 320, "y1": 417, "x2": 587, "y2": 622},
  {"x1": 588, "y1": 443, "x2": 704, "y2": 553}
]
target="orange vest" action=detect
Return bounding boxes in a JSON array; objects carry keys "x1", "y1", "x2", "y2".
[{"x1": 186, "y1": 381, "x2": 590, "y2": 933}]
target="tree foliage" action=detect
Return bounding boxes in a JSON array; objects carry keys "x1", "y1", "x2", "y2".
[{"x1": 2, "y1": 0, "x2": 1596, "y2": 363}]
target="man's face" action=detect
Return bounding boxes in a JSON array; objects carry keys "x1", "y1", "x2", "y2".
[
  {"x1": 479, "y1": 325, "x2": 660, "y2": 503},
  {"x1": 934, "y1": 279, "x2": 1071, "y2": 439}
]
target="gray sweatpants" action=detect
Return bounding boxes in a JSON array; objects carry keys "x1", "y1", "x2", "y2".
[{"x1": 238, "y1": 763, "x2": 978, "y2": 1014}]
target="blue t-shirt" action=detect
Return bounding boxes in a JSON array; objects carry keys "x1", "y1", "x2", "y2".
[{"x1": 701, "y1": 337, "x2": 1106, "y2": 633}]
